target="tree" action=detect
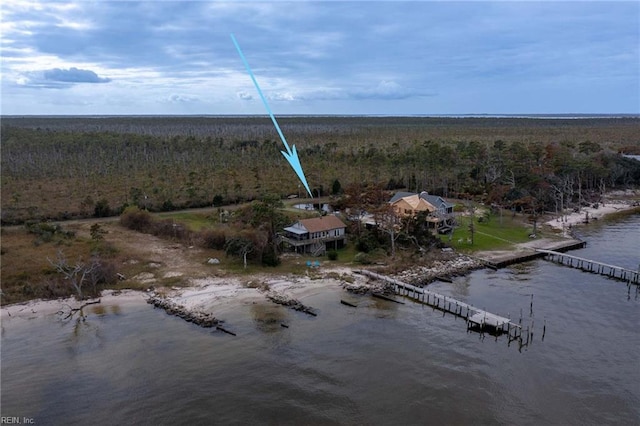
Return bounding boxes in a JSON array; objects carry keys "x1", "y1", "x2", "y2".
[
  {"x1": 225, "y1": 236, "x2": 254, "y2": 269},
  {"x1": 331, "y1": 179, "x2": 342, "y2": 195},
  {"x1": 90, "y1": 223, "x2": 107, "y2": 241},
  {"x1": 372, "y1": 204, "x2": 401, "y2": 257},
  {"x1": 94, "y1": 198, "x2": 111, "y2": 217},
  {"x1": 465, "y1": 201, "x2": 476, "y2": 245},
  {"x1": 48, "y1": 251, "x2": 104, "y2": 300}
]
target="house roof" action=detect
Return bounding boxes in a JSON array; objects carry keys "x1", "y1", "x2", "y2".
[
  {"x1": 419, "y1": 192, "x2": 454, "y2": 210},
  {"x1": 283, "y1": 226, "x2": 308, "y2": 235},
  {"x1": 389, "y1": 191, "x2": 454, "y2": 210},
  {"x1": 389, "y1": 191, "x2": 415, "y2": 203},
  {"x1": 297, "y1": 215, "x2": 346, "y2": 233},
  {"x1": 392, "y1": 194, "x2": 436, "y2": 212}
]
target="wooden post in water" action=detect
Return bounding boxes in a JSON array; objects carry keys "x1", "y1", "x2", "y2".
[{"x1": 530, "y1": 294, "x2": 534, "y2": 316}]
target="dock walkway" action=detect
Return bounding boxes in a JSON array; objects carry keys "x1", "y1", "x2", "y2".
[
  {"x1": 477, "y1": 238, "x2": 586, "y2": 269},
  {"x1": 536, "y1": 249, "x2": 640, "y2": 285},
  {"x1": 357, "y1": 270, "x2": 527, "y2": 341}
]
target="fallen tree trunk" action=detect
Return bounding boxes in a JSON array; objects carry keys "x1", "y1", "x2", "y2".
[{"x1": 57, "y1": 299, "x2": 101, "y2": 320}]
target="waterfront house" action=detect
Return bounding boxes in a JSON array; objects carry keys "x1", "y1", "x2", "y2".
[
  {"x1": 389, "y1": 191, "x2": 455, "y2": 232},
  {"x1": 281, "y1": 215, "x2": 347, "y2": 255},
  {"x1": 389, "y1": 193, "x2": 436, "y2": 217}
]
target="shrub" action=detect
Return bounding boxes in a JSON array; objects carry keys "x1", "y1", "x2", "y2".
[
  {"x1": 25, "y1": 221, "x2": 75, "y2": 244},
  {"x1": 355, "y1": 232, "x2": 378, "y2": 253},
  {"x1": 94, "y1": 199, "x2": 111, "y2": 217},
  {"x1": 354, "y1": 252, "x2": 371, "y2": 264},
  {"x1": 261, "y1": 248, "x2": 281, "y2": 267},
  {"x1": 212, "y1": 195, "x2": 224, "y2": 207},
  {"x1": 327, "y1": 250, "x2": 338, "y2": 261},
  {"x1": 151, "y1": 219, "x2": 189, "y2": 240},
  {"x1": 90, "y1": 223, "x2": 106, "y2": 241},
  {"x1": 161, "y1": 199, "x2": 175, "y2": 211},
  {"x1": 120, "y1": 206, "x2": 152, "y2": 232},
  {"x1": 199, "y1": 229, "x2": 227, "y2": 250}
]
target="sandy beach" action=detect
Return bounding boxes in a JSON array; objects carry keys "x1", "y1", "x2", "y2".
[
  {"x1": 0, "y1": 289, "x2": 148, "y2": 322},
  {"x1": 544, "y1": 189, "x2": 640, "y2": 234},
  {"x1": 0, "y1": 268, "x2": 375, "y2": 325}
]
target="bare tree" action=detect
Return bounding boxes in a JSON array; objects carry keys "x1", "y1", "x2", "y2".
[
  {"x1": 48, "y1": 251, "x2": 100, "y2": 300},
  {"x1": 225, "y1": 237, "x2": 255, "y2": 269},
  {"x1": 550, "y1": 183, "x2": 565, "y2": 222},
  {"x1": 373, "y1": 204, "x2": 402, "y2": 257},
  {"x1": 465, "y1": 201, "x2": 477, "y2": 245}
]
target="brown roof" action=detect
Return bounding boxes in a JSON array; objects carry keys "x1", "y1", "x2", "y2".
[
  {"x1": 391, "y1": 194, "x2": 435, "y2": 212},
  {"x1": 299, "y1": 215, "x2": 346, "y2": 233}
]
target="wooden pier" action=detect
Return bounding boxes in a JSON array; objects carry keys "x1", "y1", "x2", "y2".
[
  {"x1": 536, "y1": 249, "x2": 640, "y2": 285},
  {"x1": 356, "y1": 270, "x2": 528, "y2": 343},
  {"x1": 478, "y1": 238, "x2": 586, "y2": 269}
]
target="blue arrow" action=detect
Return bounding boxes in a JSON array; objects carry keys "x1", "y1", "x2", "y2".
[{"x1": 231, "y1": 34, "x2": 313, "y2": 198}]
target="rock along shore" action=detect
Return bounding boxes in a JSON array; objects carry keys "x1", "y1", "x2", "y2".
[
  {"x1": 391, "y1": 255, "x2": 484, "y2": 287},
  {"x1": 147, "y1": 294, "x2": 222, "y2": 328},
  {"x1": 266, "y1": 292, "x2": 318, "y2": 316}
]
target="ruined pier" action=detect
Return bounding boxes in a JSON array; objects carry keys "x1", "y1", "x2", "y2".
[
  {"x1": 356, "y1": 270, "x2": 529, "y2": 343},
  {"x1": 536, "y1": 249, "x2": 640, "y2": 285}
]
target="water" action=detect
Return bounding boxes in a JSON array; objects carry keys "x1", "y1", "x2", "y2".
[{"x1": 2, "y1": 214, "x2": 639, "y2": 425}]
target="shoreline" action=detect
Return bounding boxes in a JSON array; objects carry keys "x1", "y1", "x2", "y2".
[
  {"x1": 0, "y1": 257, "x2": 476, "y2": 326},
  {"x1": 3, "y1": 192, "x2": 638, "y2": 325},
  {"x1": 543, "y1": 189, "x2": 640, "y2": 234}
]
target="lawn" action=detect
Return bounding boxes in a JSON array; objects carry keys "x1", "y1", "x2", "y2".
[
  {"x1": 442, "y1": 211, "x2": 542, "y2": 252},
  {"x1": 157, "y1": 211, "x2": 218, "y2": 231}
]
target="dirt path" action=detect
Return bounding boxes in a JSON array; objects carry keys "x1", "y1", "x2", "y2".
[{"x1": 69, "y1": 221, "x2": 216, "y2": 287}]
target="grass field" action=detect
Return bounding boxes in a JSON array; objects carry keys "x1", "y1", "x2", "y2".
[
  {"x1": 442, "y1": 210, "x2": 542, "y2": 252},
  {"x1": 157, "y1": 211, "x2": 218, "y2": 231}
]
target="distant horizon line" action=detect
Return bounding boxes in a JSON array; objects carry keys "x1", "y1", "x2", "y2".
[{"x1": 2, "y1": 113, "x2": 639, "y2": 119}]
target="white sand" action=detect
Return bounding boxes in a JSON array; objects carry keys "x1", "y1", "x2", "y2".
[
  {"x1": 545, "y1": 202, "x2": 637, "y2": 233},
  {"x1": 164, "y1": 268, "x2": 368, "y2": 316},
  {"x1": 0, "y1": 268, "x2": 371, "y2": 323},
  {"x1": 0, "y1": 289, "x2": 148, "y2": 322}
]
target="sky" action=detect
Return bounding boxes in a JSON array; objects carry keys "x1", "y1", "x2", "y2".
[{"x1": 1, "y1": 1, "x2": 639, "y2": 116}]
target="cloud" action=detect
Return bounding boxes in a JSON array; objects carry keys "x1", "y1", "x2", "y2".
[
  {"x1": 350, "y1": 80, "x2": 431, "y2": 101},
  {"x1": 166, "y1": 94, "x2": 199, "y2": 103},
  {"x1": 16, "y1": 67, "x2": 111, "y2": 88},
  {"x1": 285, "y1": 81, "x2": 434, "y2": 102},
  {"x1": 267, "y1": 92, "x2": 295, "y2": 102},
  {"x1": 43, "y1": 67, "x2": 111, "y2": 83},
  {"x1": 1, "y1": 1, "x2": 637, "y2": 114},
  {"x1": 237, "y1": 91, "x2": 253, "y2": 101}
]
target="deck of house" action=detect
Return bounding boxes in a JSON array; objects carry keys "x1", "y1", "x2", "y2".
[{"x1": 278, "y1": 234, "x2": 345, "y2": 255}]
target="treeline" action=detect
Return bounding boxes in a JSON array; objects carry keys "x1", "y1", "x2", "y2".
[{"x1": 1, "y1": 116, "x2": 639, "y2": 224}]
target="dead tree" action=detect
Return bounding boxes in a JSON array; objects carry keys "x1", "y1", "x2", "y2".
[
  {"x1": 57, "y1": 299, "x2": 101, "y2": 321},
  {"x1": 373, "y1": 205, "x2": 402, "y2": 258},
  {"x1": 48, "y1": 251, "x2": 100, "y2": 300}
]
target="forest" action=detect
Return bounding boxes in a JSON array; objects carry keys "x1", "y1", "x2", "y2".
[{"x1": 2, "y1": 115, "x2": 639, "y2": 225}]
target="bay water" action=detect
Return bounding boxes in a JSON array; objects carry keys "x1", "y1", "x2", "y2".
[{"x1": 2, "y1": 214, "x2": 638, "y2": 425}]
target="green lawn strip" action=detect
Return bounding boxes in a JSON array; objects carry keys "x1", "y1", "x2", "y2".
[
  {"x1": 442, "y1": 214, "x2": 536, "y2": 252},
  {"x1": 157, "y1": 211, "x2": 217, "y2": 231}
]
